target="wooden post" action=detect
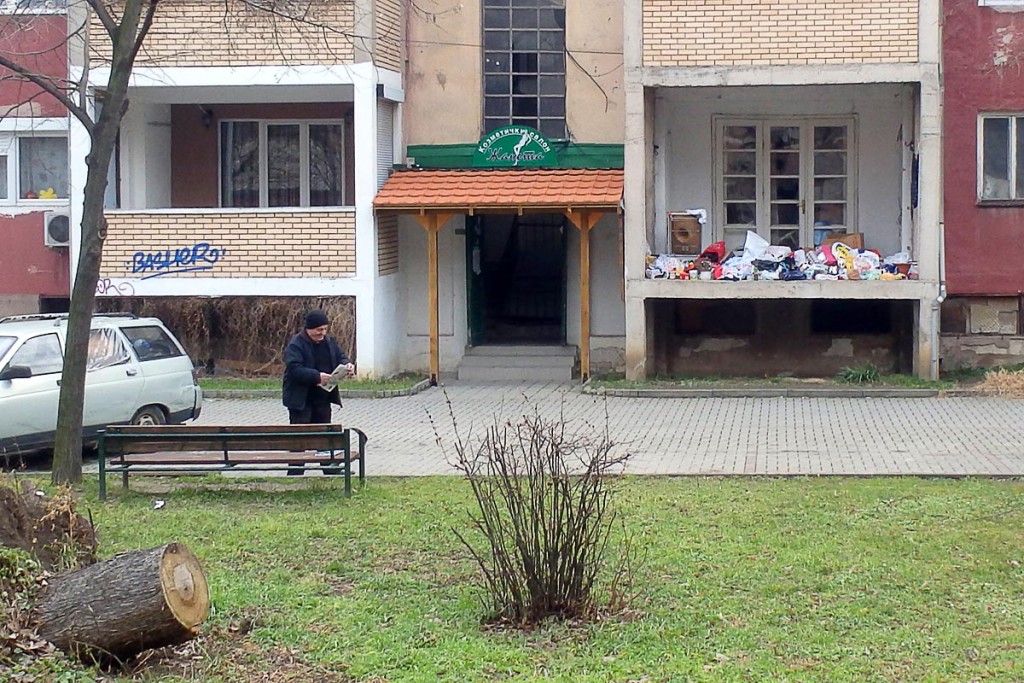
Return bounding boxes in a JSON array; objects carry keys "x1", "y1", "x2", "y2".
[
  {"x1": 565, "y1": 210, "x2": 602, "y2": 381},
  {"x1": 415, "y1": 213, "x2": 451, "y2": 386}
]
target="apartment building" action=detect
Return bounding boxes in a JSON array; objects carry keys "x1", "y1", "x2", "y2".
[
  {"x1": 623, "y1": 0, "x2": 944, "y2": 378},
  {"x1": 940, "y1": 0, "x2": 1024, "y2": 369},
  {"x1": 31, "y1": 0, "x2": 952, "y2": 380},
  {"x1": 77, "y1": 0, "x2": 404, "y2": 375},
  {"x1": 0, "y1": 0, "x2": 71, "y2": 316},
  {"x1": 373, "y1": 0, "x2": 625, "y2": 382}
]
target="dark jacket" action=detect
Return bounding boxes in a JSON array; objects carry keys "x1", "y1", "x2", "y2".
[{"x1": 282, "y1": 331, "x2": 351, "y2": 410}]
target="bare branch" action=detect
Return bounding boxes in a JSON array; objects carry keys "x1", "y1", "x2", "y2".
[
  {"x1": 0, "y1": 52, "x2": 93, "y2": 131},
  {"x1": 83, "y1": 0, "x2": 118, "y2": 39}
]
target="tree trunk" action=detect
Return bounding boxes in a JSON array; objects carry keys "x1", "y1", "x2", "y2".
[{"x1": 36, "y1": 543, "x2": 210, "y2": 663}]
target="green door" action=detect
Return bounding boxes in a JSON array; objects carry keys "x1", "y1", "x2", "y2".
[{"x1": 466, "y1": 216, "x2": 486, "y2": 347}]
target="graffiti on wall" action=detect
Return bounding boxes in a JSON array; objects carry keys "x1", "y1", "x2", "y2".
[
  {"x1": 96, "y1": 278, "x2": 135, "y2": 296},
  {"x1": 130, "y1": 242, "x2": 228, "y2": 279}
]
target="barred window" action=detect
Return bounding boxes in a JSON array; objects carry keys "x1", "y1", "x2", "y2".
[{"x1": 483, "y1": 0, "x2": 566, "y2": 139}]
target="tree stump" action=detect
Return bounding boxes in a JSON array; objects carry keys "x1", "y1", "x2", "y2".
[{"x1": 37, "y1": 542, "x2": 210, "y2": 662}]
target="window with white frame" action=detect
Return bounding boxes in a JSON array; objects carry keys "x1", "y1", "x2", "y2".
[
  {"x1": 0, "y1": 0, "x2": 67, "y2": 13},
  {"x1": 0, "y1": 133, "x2": 69, "y2": 203},
  {"x1": 978, "y1": 114, "x2": 1024, "y2": 201},
  {"x1": 715, "y1": 118, "x2": 856, "y2": 251},
  {"x1": 219, "y1": 120, "x2": 346, "y2": 208},
  {"x1": 978, "y1": 0, "x2": 1024, "y2": 10}
]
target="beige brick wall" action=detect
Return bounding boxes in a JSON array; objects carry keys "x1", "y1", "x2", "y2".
[
  {"x1": 90, "y1": 0, "x2": 355, "y2": 67},
  {"x1": 375, "y1": 0, "x2": 403, "y2": 72},
  {"x1": 643, "y1": 0, "x2": 918, "y2": 67},
  {"x1": 100, "y1": 211, "x2": 356, "y2": 279},
  {"x1": 376, "y1": 214, "x2": 399, "y2": 275}
]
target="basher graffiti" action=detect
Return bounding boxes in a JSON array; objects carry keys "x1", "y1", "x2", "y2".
[{"x1": 131, "y1": 242, "x2": 228, "y2": 279}]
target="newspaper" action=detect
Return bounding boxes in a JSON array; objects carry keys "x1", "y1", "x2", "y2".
[{"x1": 319, "y1": 363, "x2": 353, "y2": 392}]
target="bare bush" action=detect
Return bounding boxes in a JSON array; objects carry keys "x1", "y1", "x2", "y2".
[{"x1": 444, "y1": 402, "x2": 634, "y2": 625}]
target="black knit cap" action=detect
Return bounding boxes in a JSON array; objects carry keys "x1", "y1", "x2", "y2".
[{"x1": 304, "y1": 309, "x2": 329, "y2": 329}]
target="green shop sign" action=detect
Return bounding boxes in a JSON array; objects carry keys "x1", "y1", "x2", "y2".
[{"x1": 472, "y1": 126, "x2": 557, "y2": 168}]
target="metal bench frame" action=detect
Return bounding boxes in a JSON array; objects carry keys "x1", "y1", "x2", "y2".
[{"x1": 97, "y1": 424, "x2": 368, "y2": 500}]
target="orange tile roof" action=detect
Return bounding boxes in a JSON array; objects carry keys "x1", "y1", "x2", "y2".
[{"x1": 373, "y1": 168, "x2": 623, "y2": 213}]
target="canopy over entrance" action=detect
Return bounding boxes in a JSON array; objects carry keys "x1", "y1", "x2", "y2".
[{"x1": 374, "y1": 168, "x2": 624, "y2": 384}]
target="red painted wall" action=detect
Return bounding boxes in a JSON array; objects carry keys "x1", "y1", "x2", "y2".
[
  {"x1": 171, "y1": 103, "x2": 355, "y2": 207},
  {"x1": 0, "y1": 14, "x2": 70, "y2": 303},
  {"x1": 944, "y1": 0, "x2": 1024, "y2": 296},
  {"x1": 0, "y1": 14, "x2": 67, "y2": 116},
  {"x1": 0, "y1": 212, "x2": 70, "y2": 295}
]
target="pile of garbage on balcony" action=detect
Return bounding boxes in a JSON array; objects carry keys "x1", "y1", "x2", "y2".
[{"x1": 645, "y1": 230, "x2": 916, "y2": 282}]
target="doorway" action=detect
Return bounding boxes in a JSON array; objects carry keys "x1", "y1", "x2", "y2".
[{"x1": 467, "y1": 213, "x2": 567, "y2": 345}]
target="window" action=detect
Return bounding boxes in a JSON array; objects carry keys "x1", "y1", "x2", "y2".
[
  {"x1": 978, "y1": 0, "x2": 1024, "y2": 10},
  {"x1": 0, "y1": 336, "x2": 15, "y2": 360},
  {"x1": 0, "y1": 0, "x2": 67, "y2": 13},
  {"x1": 483, "y1": 0, "x2": 566, "y2": 139},
  {"x1": 120, "y1": 326, "x2": 183, "y2": 362},
  {"x1": 86, "y1": 329, "x2": 131, "y2": 371},
  {"x1": 0, "y1": 134, "x2": 69, "y2": 203},
  {"x1": 7, "y1": 334, "x2": 63, "y2": 376},
  {"x1": 716, "y1": 118, "x2": 855, "y2": 251},
  {"x1": 978, "y1": 114, "x2": 1024, "y2": 200},
  {"x1": 219, "y1": 121, "x2": 345, "y2": 208}
]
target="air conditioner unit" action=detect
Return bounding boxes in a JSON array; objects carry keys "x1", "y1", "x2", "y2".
[{"x1": 43, "y1": 211, "x2": 71, "y2": 248}]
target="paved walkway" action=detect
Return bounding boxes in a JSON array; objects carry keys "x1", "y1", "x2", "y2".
[{"x1": 195, "y1": 382, "x2": 1024, "y2": 477}]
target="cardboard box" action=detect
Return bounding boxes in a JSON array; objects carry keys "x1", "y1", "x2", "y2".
[
  {"x1": 669, "y1": 213, "x2": 702, "y2": 254},
  {"x1": 822, "y1": 231, "x2": 864, "y2": 250}
]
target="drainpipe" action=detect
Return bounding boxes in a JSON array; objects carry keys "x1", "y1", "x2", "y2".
[{"x1": 930, "y1": 222, "x2": 947, "y2": 380}]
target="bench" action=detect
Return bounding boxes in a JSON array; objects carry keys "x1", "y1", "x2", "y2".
[{"x1": 97, "y1": 424, "x2": 367, "y2": 500}]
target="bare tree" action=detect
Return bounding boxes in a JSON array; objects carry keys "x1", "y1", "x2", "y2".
[{"x1": 0, "y1": 0, "x2": 359, "y2": 483}]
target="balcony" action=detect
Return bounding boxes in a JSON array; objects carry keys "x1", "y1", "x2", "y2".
[{"x1": 99, "y1": 208, "x2": 356, "y2": 282}]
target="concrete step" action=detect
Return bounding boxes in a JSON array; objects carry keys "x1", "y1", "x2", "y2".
[
  {"x1": 457, "y1": 345, "x2": 578, "y2": 382},
  {"x1": 459, "y1": 354, "x2": 576, "y2": 368},
  {"x1": 458, "y1": 365, "x2": 576, "y2": 382},
  {"x1": 464, "y1": 345, "x2": 577, "y2": 357}
]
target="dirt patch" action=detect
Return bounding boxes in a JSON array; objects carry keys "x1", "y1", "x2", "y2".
[
  {"x1": 0, "y1": 478, "x2": 98, "y2": 571},
  {"x1": 120, "y1": 613, "x2": 357, "y2": 682}
]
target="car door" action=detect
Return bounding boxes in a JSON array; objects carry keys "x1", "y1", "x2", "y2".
[
  {"x1": 83, "y1": 327, "x2": 144, "y2": 433},
  {"x1": 0, "y1": 333, "x2": 64, "y2": 450}
]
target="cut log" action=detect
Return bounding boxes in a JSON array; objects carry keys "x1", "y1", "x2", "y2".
[{"x1": 37, "y1": 542, "x2": 210, "y2": 662}]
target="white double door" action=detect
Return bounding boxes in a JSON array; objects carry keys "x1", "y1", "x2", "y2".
[{"x1": 718, "y1": 118, "x2": 855, "y2": 252}]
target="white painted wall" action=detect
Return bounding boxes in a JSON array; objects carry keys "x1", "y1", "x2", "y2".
[
  {"x1": 400, "y1": 215, "x2": 468, "y2": 373},
  {"x1": 119, "y1": 101, "x2": 172, "y2": 210},
  {"x1": 371, "y1": 270, "x2": 406, "y2": 376},
  {"x1": 654, "y1": 83, "x2": 909, "y2": 257}
]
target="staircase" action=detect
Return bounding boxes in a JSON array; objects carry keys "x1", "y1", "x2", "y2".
[{"x1": 457, "y1": 345, "x2": 578, "y2": 382}]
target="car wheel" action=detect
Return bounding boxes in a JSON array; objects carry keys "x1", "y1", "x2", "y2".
[{"x1": 131, "y1": 406, "x2": 166, "y2": 427}]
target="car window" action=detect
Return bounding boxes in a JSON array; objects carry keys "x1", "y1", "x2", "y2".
[
  {"x1": 87, "y1": 328, "x2": 132, "y2": 371},
  {"x1": 121, "y1": 325, "x2": 183, "y2": 362},
  {"x1": 6, "y1": 333, "x2": 63, "y2": 376},
  {"x1": 0, "y1": 336, "x2": 15, "y2": 360}
]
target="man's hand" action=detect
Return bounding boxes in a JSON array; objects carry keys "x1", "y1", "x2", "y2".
[
  {"x1": 344, "y1": 363, "x2": 356, "y2": 377},
  {"x1": 319, "y1": 372, "x2": 332, "y2": 385}
]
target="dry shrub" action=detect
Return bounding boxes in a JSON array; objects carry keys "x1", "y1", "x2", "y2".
[
  {"x1": 96, "y1": 296, "x2": 356, "y2": 377},
  {"x1": 980, "y1": 368, "x2": 1024, "y2": 397},
  {"x1": 441, "y1": 398, "x2": 638, "y2": 626}
]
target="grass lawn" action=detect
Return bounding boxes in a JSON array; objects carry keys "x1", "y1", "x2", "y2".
[
  {"x1": 53, "y1": 476, "x2": 1023, "y2": 682},
  {"x1": 199, "y1": 373, "x2": 426, "y2": 392}
]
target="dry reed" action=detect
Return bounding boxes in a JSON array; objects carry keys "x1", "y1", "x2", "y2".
[{"x1": 95, "y1": 296, "x2": 356, "y2": 377}]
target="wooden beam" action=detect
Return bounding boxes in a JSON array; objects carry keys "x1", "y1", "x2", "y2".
[
  {"x1": 414, "y1": 214, "x2": 453, "y2": 386},
  {"x1": 565, "y1": 210, "x2": 602, "y2": 382}
]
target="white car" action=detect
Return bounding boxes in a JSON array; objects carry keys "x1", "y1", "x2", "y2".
[{"x1": 0, "y1": 313, "x2": 203, "y2": 456}]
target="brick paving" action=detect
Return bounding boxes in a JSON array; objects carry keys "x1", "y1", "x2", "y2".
[{"x1": 195, "y1": 382, "x2": 1024, "y2": 477}]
